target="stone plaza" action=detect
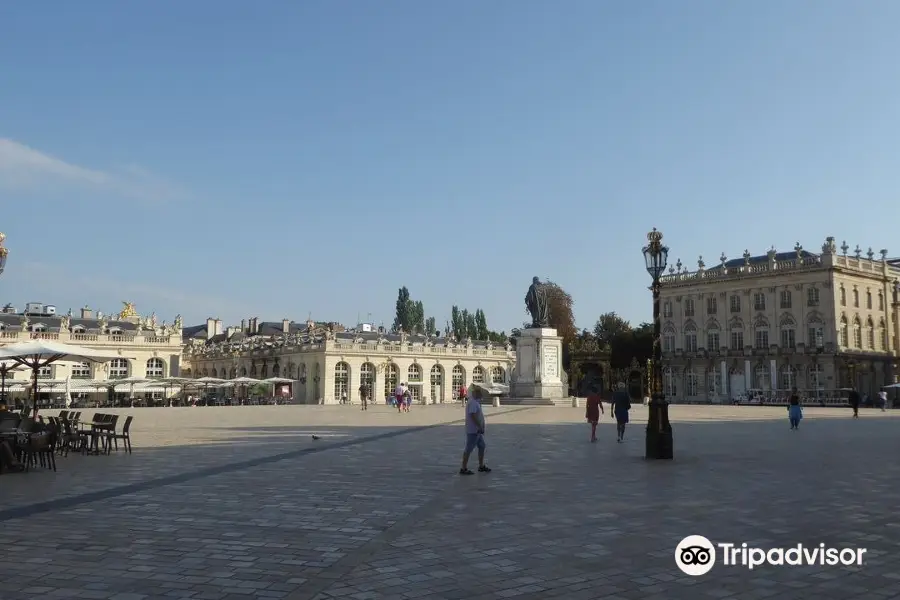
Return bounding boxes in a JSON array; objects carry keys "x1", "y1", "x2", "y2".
[{"x1": 0, "y1": 404, "x2": 898, "y2": 600}]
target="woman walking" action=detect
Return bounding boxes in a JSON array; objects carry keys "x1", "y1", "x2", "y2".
[
  {"x1": 585, "y1": 386, "x2": 604, "y2": 442},
  {"x1": 611, "y1": 382, "x2": 632, "y2": 443}
]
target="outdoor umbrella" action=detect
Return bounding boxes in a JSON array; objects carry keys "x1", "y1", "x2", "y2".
[
  {"x1": 0, "y1": 360, "x2": 23, "y2": 405},
  {"x1": 0, "y1": 340, "x2": 129, "y2": 417},
  {"x1": 159, "y1": 376, "x2": 190, "y2": 405},
  {"x1": 263, "y1": 377, "x2": 294, "y2": 401},
  {"x1": 230, "y1": 376, "x2": 260, "y2": 401}
]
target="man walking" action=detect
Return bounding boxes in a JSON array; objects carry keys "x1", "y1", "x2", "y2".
[
  {"x1": 849, "y1": 388, "x2": 861, "y2": 418},
  {"x1": 359, "y1": 382, "x2": 369, "y2": 410},
  {"x1": 460, "y1": 386, "x2": 491, "y2": 475}
]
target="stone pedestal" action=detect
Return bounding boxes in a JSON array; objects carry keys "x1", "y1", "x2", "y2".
[{"x1": 510, "y1": 328, "x2": 566, "y2": 402}]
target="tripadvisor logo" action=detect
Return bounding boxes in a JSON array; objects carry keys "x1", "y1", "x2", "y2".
[{"x1": 675, "y1": 536, "x2": 867, "y2": 575}]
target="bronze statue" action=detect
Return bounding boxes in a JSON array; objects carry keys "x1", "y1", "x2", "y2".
[{"x1": 525, "y1": 276, "x2": 550, "y2": 328}]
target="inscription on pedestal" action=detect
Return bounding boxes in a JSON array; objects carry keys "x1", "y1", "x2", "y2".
[{"x1": 543, "y1": 346, "x2": 559, "y2": 379}]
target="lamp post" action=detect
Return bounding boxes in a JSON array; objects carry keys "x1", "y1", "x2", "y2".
[
  {"x1": 0, "y1": 232, "x2": 7, "y2": 276},
  {"x1": 642, "y1": 228, "x2": 673, "y2": 460}
]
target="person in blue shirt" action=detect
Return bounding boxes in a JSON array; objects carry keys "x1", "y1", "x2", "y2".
[{"x1": 611, "y1": 382, "x2": 632, "y2": 443}]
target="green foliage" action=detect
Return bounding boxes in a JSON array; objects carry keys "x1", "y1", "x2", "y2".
[
  {"x1": 474, "y1": 309, "x2": 488, "y2": 340},
  {"x1": 451, "y1": 306, "x2": 463, "y2": 337},
  {"x1": 592, "y1": 311, "x2": 654, "y2": 370},
  {"x1": 392, "y1": 287, "x2": 411, "y2": 332},
  {"x1": 425, "y1": 316, "x2": 436, "y2": 336},
  {"x1": 249, "y1": 383, "x2": 270, "y2": 397}
]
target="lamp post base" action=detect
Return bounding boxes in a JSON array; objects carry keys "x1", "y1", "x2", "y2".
[{"x1": 645, "y1": 393, "x2": 674, "y2": 460}]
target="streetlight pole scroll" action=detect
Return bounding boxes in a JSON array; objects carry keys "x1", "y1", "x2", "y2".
[{"x1": 642, "y1": 228, "x2": 674, "y2": 460}]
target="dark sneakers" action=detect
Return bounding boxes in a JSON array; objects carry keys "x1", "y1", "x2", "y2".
[{"x1": 459, "y1": 466, "x2": 492, "y2": 475}]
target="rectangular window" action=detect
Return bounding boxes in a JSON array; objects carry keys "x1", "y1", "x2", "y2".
[
  {"x1": 731, "y1": 331, "x2": 744, "y2": 349},
  {"x1": 71, "y1": 362, "x2": 91, "y2": 379},
  {"x1": 707, "y1": 332, "x2": 720, "y2": 351},
  {"x1": 663, "y1": 302, "x2": 673, "y2": 318},
  {"x1": 755, "y1": 330, "x2": 769, "y2": 349},
  {"x1": 807, "y1": 288, "x2": 819, "y2": 306},
  {"x1": 780, "y1": 328, "x2": 795, "y2": 348},
  {"x1": 663, "y1": 334, "x2": 675, "y2": 352},
  {"x1": 754, "y1": 293, "x2": 766, "y2": 311},
  {"x1": 879, "y1": 293, "x2": 884, "y2": 311},
  {"x1": 730, "y1": 296, "x2": 741, "y2": 313},
  {"x1": 780, "y1": 290, "x2": 791, "y2": 309},
  {"x1": 866, "y1": 292, "x2": 873, "y2": 309},
  {"x1": 707, "y1": 297, "x2": 717, "y2": 314},
  {"x1": 684, "y1": 299, "x2": 695, "y2": 317}
]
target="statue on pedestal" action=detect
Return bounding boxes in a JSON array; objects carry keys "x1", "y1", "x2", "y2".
[{"x1": 525, "y1": 276, "x2": 550, "y2": 328}]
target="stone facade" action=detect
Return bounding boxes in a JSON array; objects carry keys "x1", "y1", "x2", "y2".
[
  {"x1": 657, "y1": 238, "x2": 900, "y2": 402},
  {"x1": 183, "y1": 322, "x2": 516, "y2": 404},
  {"x1": 0, "y1": 303, "x2": 184, "y2": 396}
]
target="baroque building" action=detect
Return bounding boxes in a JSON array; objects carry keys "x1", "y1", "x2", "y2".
[
  {"x1": 183, "y1": 318, "x2": 516, "y2": 404},
  {"x1": 657, "y1": 238, "x2": 900, "y2": 402},
  {"x1": 0, "y1": 301, "x2": 184, "y2": 401}
]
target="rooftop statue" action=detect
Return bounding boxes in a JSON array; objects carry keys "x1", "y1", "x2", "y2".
[{"x1": 119, "y1": 301, "x2": 138, "y2": 320}]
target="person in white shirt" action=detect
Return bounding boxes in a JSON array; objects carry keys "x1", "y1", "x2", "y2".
[
  {"x1": 879, "y1": 389, "x2": 888, "y2": 412},
  {"x1": 460, "y1": 385, "x2": 491, "y2": 475}
]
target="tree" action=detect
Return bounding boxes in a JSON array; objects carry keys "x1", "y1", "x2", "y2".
[
  {"x1": 464, "y1": 311, "x2": 477, "y2": 339},
  {"x1": 474, "y1": 309, "x2": 488, "y2": 340},
  {"x1": 593, "y1": 312, "x2": 632, "y2": 350},
  {"x1": 425, "y1": 316, "x2": 436, "y2": 336},
  {"x1": 393, "y1": 287, "x2": 411, "y2": 332},
  {"x1": 410, "y1": 300, "x2": 425, "y2": 333},
  {"x1": 541, "y1": 280, "x2": 577, "y2": 345},
  {"x1": 451, "y1": 306, "x2": 463, "y2": 338}
]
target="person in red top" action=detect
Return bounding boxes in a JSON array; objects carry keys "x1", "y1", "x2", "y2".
[{"x1": 585, "y1": 385, "x2": 605, "y2": 442}]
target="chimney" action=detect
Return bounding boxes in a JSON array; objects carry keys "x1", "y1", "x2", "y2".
[
  {"x1": 215, "y1": 319, "x2": 223, "y2": 335},
  {"x1": 206, "y1": 317, "x2": 216, "y2": 340},
  {"x1": 241, "y1": 319, "x2": 247, "y2": 333},
  {"x1": 250, "y1": 317, "x2": 258, "y2": 334},
  {"x1": 81, "y1": 306, "x2": 94, "y2": 319},
  {"x1": 283, "y1": 319, "x2": 290, "y2": 334}
]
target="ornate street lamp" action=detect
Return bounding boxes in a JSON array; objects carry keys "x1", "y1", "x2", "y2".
[
  {"x1": 642, "y1": 228, "x2": 673, "y2": 460},
  {"x1": 0, "y1": 232, "x2": 8, "y2": 276}
]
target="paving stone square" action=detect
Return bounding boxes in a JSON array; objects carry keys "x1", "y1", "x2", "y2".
[{"x1": 0, "y1": 404, "x2": 898, "y2": 600}]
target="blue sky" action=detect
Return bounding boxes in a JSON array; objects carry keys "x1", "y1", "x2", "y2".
[{"x1": 2, "y1": 1, "x2": 899, "y2": 333}]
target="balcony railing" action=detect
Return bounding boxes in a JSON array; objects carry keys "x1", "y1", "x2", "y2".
[
  {"x1": 0, "y1": 330, "x2": 180, "y2": 346},
  {"x1": 193, "y1": 339, "x2": 516, "y2": 360}
]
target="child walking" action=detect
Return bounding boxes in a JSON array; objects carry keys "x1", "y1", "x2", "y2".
[{"x1": 788, "y1": 388, "x2": 802, "y2": 430}]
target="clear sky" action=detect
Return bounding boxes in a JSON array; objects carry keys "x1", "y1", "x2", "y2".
[{"x1": 2, "y1": 1, "x2": 899, "y2": 333}]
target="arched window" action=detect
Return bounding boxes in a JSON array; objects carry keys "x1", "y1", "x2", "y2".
[
  {"x1": 334, "y1": 362, "x2": 349, "y2": 400},
  {"x1": 472, "y1": 365, "x2": 485, "y2": 384},
  {"x1": 491, "y1": 366, "x2": 505, "y2": 384},
  {"x1": 109, "y1": 358, "x2": 129, "y2": 379},
  {"x1": 360, "y1": 362, "x2": 375, "y2": 386},
  {"x1": 430, "y1": 365, "x2": 443, "y2": 403},
  {"x1": 408, "y1": 363, "x2": 423, "y2": 383},
  {"x1": 240, "y1": 366, "x2": 247, "y2": 377},
  {"x1": 663, "y1": 367, "x2": 674, "y2": 397},
  {"x1": 684, "y1": 322, "x2": 698, "y2": 353},
  {"x1": 685, "y1": 369, "x2": 698, "y2": 397},
  {"x1": 878, "y1": 291, "x2": 884, "y2": 310},
  {"x1": 38, "y1": 365, "x2": 52, "y2": 379},
  {"x1": 72, "y1": 326, "x2": 85, "y2": 334},
  {"x1": 146, "y1": 358, "x2": 165, "y2": 378},
  {"x1": 839, "y1": 317, "x2": 849, "y2": 347},
  {"x1": 853, "y1": 317, "x2": 862, "y2": 348},
  {"x1": 706, "y1": 322, "x2": 720, "y2": 351},
  {"x1": 383, "y1": 363, "x2": 398, "y2": 399},
  {"x1": 229, "y1": 367, "x2": 237, "y2": 379},
  {"x1": 31, "y1": 324, "x2": 47, "y2": 333},
  {"x1": 211, "y1": 368, "x2": 218, "y2": 378},
  {"x1": 663, "y1": 325, "x2": 676, "y2": 352},
  {"x1": 272, "y1": 363, "x2": 280, "y2": 377},
  {"x1": 260, "y1": 363, "x2": 268, "y2": 378},
  {"x1": 852, "y1": 288, "x2": 859, "y2": 307},
  {"x1": 754, "y1": 320, "x2": 769, "y2": 349},
  {"x1": 729, "y1": 319, "x2": 744, "y2": 350},
  {"x1": 809, "y1": 363, "x2": 823, "y2": 391},
  {"x1": 452, "y1": 365, "x2": 465, "y2": 399},
  {"x1": 754, "y1": 364, "x2": 770, "y2": 390},
  {"x1": 779, "y1": 316, "x2": 796, "y2": 348},
  {"x1": 72, "y1": 361, "x2": 91, "y2": 379},
  {"x1": 879, "y1": 319, "x2": 888, "y2": 351},
  {"x1": 866, "y1": 318, "x2": 875, "y2": 349},
  {"x1": 866, "y1": 290, "x2": 873, "y2": 309},
  {"x1": 201, "y1": 368, "x2": 209, "y2": 377},
  {"x1": 840, "y1": 285, "x2": 846, "y2": 306},
  {"x1": 780, "y1": 365, "x2": 796, "y2": 391}
]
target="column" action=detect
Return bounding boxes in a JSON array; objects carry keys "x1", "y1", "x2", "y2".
[
  {"x1": 744, "y1": 360, "x2": 751, "y2": 390},
  {"x1": 720, "y1": 360, "x2": 727, "y2": 402},
  {"x1": 770, "y1": 359, "x2": 777, "y2": 393}
]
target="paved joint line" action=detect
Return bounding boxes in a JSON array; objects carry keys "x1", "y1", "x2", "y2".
[{"x1": 0, "y1": 406, "x2": 534, "y2": 523}]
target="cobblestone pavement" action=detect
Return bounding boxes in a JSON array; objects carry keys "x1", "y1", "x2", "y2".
[{"x1": 0, "y1": 404, "x2": 898, "y2": 600}]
